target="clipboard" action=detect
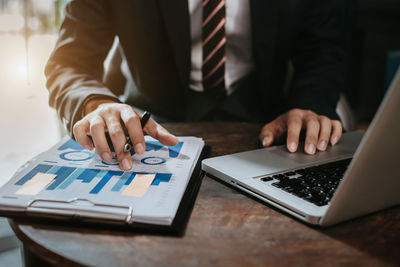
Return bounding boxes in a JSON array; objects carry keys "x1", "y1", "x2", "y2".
[{"x1": 0, "y1": 137, "x2": 209, "y2": 235}]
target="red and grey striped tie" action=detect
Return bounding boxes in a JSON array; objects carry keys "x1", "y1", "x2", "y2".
[{"x1": 202, "y1": 0, "x2": 226, "y2": 91}]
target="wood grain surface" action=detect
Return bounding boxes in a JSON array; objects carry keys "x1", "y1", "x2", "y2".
[{"x1": 10, "y1": 122, "x2": 400, "y2": 267}]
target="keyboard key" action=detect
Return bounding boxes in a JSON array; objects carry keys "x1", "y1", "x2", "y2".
[
  {"x1": 272, "y1": 174, "x2": 287, "y2": 180},
  {"x1": 260, "y1": 177, "x2": 273, "y2": 182},
  {"x1": 296, "y1": 169, "x2": 306, "y2": 175}
]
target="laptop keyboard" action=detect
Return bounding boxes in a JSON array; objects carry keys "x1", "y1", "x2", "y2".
[{"x1": 259, "y1": 158, "x2": 352, "y2": 207}]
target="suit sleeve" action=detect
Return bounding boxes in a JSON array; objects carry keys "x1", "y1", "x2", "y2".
[
  {"x1": 288, "y1": 0, "x2": 344, "y2": 120},
  {"x1": 45, "y1": 0, "x2": 120, "y2": 135}
]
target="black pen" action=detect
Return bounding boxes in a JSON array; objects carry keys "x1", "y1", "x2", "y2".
[{"x1": 123, "y1": 111, "x2": 151, "y2": 153}]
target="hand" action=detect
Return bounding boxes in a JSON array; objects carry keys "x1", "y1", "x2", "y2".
[
  {"x1": 73, "y1": 99, "x2": 178, "y2": 171},
  {"x1": 259, "y1": 108, "x2": 342, "y2": 155}
]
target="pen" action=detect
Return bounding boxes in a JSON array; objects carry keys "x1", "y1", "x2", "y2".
[{"x1": 123, "y1": 111, "x2": 151, "y2": 153}]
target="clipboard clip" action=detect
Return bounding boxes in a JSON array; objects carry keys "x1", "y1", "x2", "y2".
[{"x1": 27, "y1": 198, "x2": 134, "y2": 224}]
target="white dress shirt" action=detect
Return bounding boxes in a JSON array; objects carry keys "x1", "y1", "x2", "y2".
[{"x1": 188, "y1": 0, "x2": 255, "y2": 95}]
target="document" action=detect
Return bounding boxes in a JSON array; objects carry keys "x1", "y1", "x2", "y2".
[{"x1": 0, "y1": 136, "x2": 204, "y2": 225}]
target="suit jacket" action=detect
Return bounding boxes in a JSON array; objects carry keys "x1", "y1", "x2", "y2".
[{"x1": 45, "y1": 0, "x2": 344, "y2": 134}]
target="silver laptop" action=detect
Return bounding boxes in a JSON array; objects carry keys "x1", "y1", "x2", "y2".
[{"x1": 202, "y1": 68, "x2": 400, "y2": 227}]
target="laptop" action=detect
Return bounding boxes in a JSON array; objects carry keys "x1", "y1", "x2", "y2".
[{"x1": 202, "y1": 68, "x2": 400, "y2": 227}]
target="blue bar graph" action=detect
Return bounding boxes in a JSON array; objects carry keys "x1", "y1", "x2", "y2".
[
  {"x1": 15, "y1": 164, "x2": 53, "y2": 185},
  {"x1": 125, "y1": 172, "x2": 148, "y2": 185},
  {"x1": 14, "y1": 164, "x2": 172, "y2": 196},
  {"x1": 111, "y1": 172, "x2": 134, "y2": 192},
  {"x1": 77, "y1": 169, "x2": 101, "y2": 183},
  {"x1": 96, "y1": 170, "x2": 108, "y2": 178},
  {"x1": 47, "y1": 165, "x2": 62, "y2": 175},
  {"x1": 46, "y1": 167, "x2": 76, "y2": 190},
  {"x1": 90, "y1": 170, "x2": 123, "y2": 194},
  {"x1": 59, "y1": 168, "x2": 85, "y2": 189},
  {"x1": 122, "y1": 172, "x2": 172, "y2": 187},
  {"x1": 152, "y1": 173, "x2": 173, "y2": 185},
  {"x1": 111, "y1": 172, "x2": 172, "y2": 191}
]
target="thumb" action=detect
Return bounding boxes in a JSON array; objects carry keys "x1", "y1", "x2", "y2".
[{"x1": 143, "y1": 119, "x2": 179, "y2": 146}]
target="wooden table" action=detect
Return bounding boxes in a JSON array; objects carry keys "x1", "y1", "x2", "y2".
[{"x1": 10, "y1": 122, "x2": 400, "y2": 266}]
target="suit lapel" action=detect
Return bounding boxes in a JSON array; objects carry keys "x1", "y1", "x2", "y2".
[{"x1": 158, "y1": 0, "x2": 191, "y2": 89}]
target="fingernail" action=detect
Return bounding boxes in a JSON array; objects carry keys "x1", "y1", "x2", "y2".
[
  {"x1": 102, "y1": 152, "x2": 112, "y2": 162},
  {"x1": 122, "y1": 158, "x2": 132, "y2": 170},
  {"x1": 318, "y1": 141, "x2": 327, "y2": 151},
  {"x1": 262, "y1": 137, "x2": 270, "y2": 147},
  {"x1": 332, "y1": 136, "x2": 338, "y2": 146},
  {"x1": 134, "y1": 143, "x2": 144, "y2": 154},
  {"x1": 288, "y1": 142, "x2": 297, "y2": 152},
  {"x1": 306, "y1": 144, "x2": 316, "y2": 154}
]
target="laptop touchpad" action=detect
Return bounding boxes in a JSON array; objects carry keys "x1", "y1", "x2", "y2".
[
  {"x1": 268, "y1": 144, "x2": 354, "y2": 165},
  {"x1": 211, "y1": 145, "x2": 354, "y2": 179}
]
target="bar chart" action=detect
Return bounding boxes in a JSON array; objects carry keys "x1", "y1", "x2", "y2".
[
  {"x1": 0, "y1": 135, "x2": 204, "y2": 226},
  {"x1": 14, "y1": 164, "x2": 172, "y2": 196}
]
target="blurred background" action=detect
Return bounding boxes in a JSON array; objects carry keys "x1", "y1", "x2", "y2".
[
  {"x1": 0, "y1": 0, "x2": 68, "y2": 187},
  {"x1": 0, "y1": 1, "x2": 67, "y2": 265},
  {"x1": 333, "y1": 0, "x2": 400, "y2": 123},
  {"x1": 0, "y1": 0, "x2": 399, "y2": 265}
]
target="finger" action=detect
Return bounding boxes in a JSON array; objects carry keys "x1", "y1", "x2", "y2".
[
  {"x1": 259, "y1": 116, "x2": 286, "y2": 147},
  {"x1": 261, "y1": 130, "x2": 274, "y2": 147},
  {"x1": 120, "y1": 107, "x2": 145, "y2": 154},
  {"x1": 330, "y1": 120, "x2": 343, "y2": 146},
  {"x1": 144, "y1": 119, "x2": 179, "y2": 146},
  {"x1": 90, "y1": 116, "x2": 112, "y2": 162},
  {"x1": 103, "y1": 112, "x2": 132, "y2": 171},
  {"x1": 73, "y1": 119, "x2": 93, "y2": 150},
  {"x1": 304, "y1": 116, "x2": 320, "y2": 155},
  {"x1": 317, "y1": 116, "x2": 332, "y2": 151},
  {"x1": 286, "y1": 114, "x2": 303, "y2": 152}
]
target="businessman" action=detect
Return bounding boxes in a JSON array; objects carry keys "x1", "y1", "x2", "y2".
[{"x1": 46, "y1": 0, "x2": 344, "y2": 171}]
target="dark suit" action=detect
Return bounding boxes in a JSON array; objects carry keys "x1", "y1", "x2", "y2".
[{"x1": 46, "y1": 0, "x2": 344, "y2": 134}]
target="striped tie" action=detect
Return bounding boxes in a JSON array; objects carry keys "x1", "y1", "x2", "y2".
[{"x1": 202, "y1": 0, "x2": 226, "y2": 91}]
